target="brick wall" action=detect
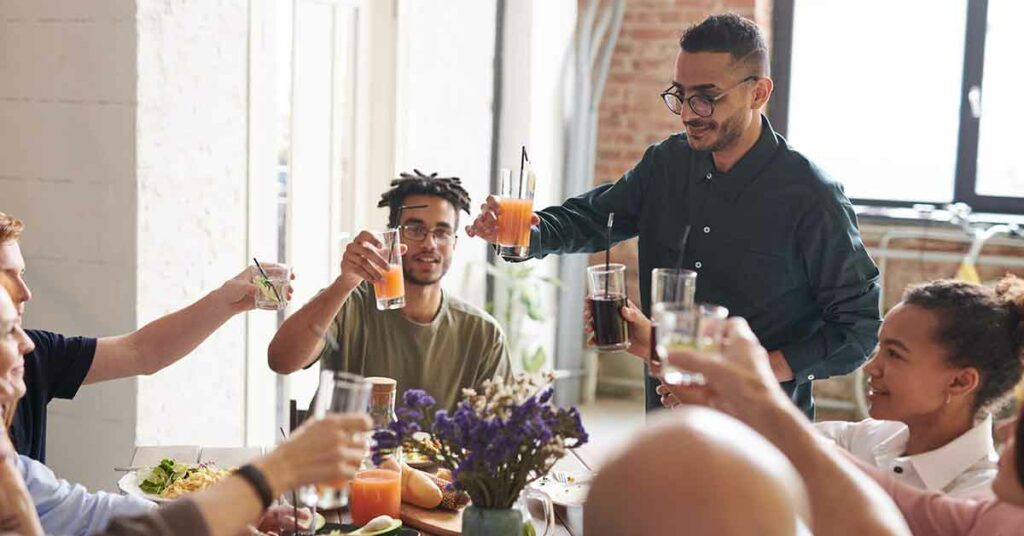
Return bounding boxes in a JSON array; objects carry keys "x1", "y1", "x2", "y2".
[{"x1": 594, "y1": 0, "x2": 763, "y2": 183}]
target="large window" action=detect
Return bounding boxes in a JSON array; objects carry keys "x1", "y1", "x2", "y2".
[
  {"x1": 773, "y1": 0, "x2": 1024, "y2": 214},
  {"x1": 974, "y1": 0, "x2": 1023, "y2": 199}
]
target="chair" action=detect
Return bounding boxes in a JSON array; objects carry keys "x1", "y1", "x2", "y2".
[{"x1": 289, "y1": 399, "x2": 309, "y2": 433}]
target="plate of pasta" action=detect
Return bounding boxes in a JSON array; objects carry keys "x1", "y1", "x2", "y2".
[{"x1": 118, "y1": 458, "x2": 233, "y2": 503}]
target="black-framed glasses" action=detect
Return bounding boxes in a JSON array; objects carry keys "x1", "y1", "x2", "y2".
[
  {"x1": 400, "y1": 224, "x2": 456, "y2": 245},
  {"x1": 660, "y1": 76, "x2": 759, "y2": 118}
]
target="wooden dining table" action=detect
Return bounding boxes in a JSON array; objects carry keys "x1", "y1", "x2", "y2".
[
  {"x1": 125, "y1": 445, "x2": 586, "y2": 535},
  {"x1": 322, "y1": 505, "x2": 578, "y2": 536},
  {"x1": 318, "y1": 445, "x2": 591, "y2": 535}
]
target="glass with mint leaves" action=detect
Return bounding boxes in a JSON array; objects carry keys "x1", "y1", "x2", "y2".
[{"x1": 250, "y1": 263, "x2": 291, "y2": 311}]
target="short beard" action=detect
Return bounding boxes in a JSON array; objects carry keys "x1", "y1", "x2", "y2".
[
  {"x1": 705, "y1": 110, "x2": 747, "y2": 153},
  {"x1": 403, "y1": 259, "x2": 451, "y2": 287}
]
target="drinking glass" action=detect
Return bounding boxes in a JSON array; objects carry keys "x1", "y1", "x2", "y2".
[
  {"x1": 587, "y1": 263, "x2": 629, "y2": 352},
  {"x1": 651, "y1": 268, "x2": 696, "y2": 306},
  {"x1": 303, "y1": 371, "x2": 373, "y2": 510},
  {"x1": 694, "y1": 303, "x2": 729, "y2": 352},
  {"x1": 373, "y1": 229, "x2": 405, "y2": 310},
  {"x1": 250, "y1": 263, "x2": 291, "y2": 311},
  {"x1": 649, "y1": 268, "x2": 697, "y2": 365},
  {"x1": 350, "y1": 458, "x2": 403, "y2": 525},
  {"x1": 655, "y1": 303, "x2": 728, "y2": 385},
  {"x1": 496, "y1": 166, "x2": 536, "y2": 260}
]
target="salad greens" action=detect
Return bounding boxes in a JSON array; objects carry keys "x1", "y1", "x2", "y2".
[{"x1": 138, "y1": 458, "x2": 189, "y2": 495}]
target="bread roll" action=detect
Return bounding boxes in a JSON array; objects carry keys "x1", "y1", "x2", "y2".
[{"x1": 401, "y1": 463, "x2": 443, "y2": 509}]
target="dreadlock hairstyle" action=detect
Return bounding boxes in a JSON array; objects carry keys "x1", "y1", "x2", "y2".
[{"x1": 377, "y1": 170, "x2": 472, "y2": 227}]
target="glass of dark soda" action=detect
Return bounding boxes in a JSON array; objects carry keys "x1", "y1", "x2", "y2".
[{"x1": 587, "y1": 263, "x2": 629, "y2": 351}]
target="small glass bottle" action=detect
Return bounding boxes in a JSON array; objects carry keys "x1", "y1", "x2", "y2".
[{"x1": 367, "y1": 377, "x2": 398, "y2": 430}]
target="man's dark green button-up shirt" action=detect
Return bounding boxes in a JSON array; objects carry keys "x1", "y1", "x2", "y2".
[{"x1": 528, "y1": 115, "x2": 881, "y2": 417}]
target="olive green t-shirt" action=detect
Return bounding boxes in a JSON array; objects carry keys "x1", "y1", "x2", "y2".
[{"x1": 314, "y1": 283, "x2": 512, "y2": 411}]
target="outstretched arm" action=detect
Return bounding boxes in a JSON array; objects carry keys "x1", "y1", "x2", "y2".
[
  {"x1": 269, "y1": 230, "x2": 398, "y2": 373},
  {"x1": 85, "y1": 266, "x2": 291, "y2": 384}
]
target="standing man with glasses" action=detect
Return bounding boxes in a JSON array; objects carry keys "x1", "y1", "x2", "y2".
[
  {"x1": 269, "y1": 171, "x2": 511, "y2": 411},
  {"x1": 466, "y1": 13, "x2": 881, "y2": 417}
]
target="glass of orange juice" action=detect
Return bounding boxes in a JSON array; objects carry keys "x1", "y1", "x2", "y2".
[
  {"x1": 497, "y1": 166, "x2": 536, "y2": 260},
  {"x1": 350, "y1": 460, "x2": 402, "y2": 525},
  {"x1": 373, "y1": 229, "x2": 406, "y2": 310},
  {"x1": 305, "y1": 370, "x2": 373, "y2": 510}
]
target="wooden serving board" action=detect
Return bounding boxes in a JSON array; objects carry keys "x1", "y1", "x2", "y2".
[{"x1": 400, "y1": 503, "x2": 463, "y2": 536}]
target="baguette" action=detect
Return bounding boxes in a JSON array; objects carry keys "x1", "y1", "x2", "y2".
[{"x1": 403, "y1": 463, "x2": 443, "y2": 508}]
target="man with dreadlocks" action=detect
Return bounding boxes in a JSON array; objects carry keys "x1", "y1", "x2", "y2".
[{"x1": 269, "y1": 171, "x2": 511, "y2": 411}]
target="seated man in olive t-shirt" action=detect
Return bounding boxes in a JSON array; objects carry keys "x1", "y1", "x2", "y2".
[{"x1": 269, "y1": 172, "x2": 511, "y2": 410}]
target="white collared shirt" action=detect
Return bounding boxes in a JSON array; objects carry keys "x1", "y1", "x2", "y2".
[{"x1": 814, "y1": 414, "x2": 998, "y2": 498}]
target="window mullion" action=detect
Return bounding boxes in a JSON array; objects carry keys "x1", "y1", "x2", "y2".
[{"x1": 953, "y1": 0, "x2": 989, "y2": 206}]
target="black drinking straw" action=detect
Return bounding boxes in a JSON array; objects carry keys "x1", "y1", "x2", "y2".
[
  {"x1": 392, "y1": 204, "x2": 428, "y2": 263},
  {"x1": 253, "y1": 257, "x2": 283, "y2": 303},
  {"x1": 519, "y1": 146, "x2": 530, "y2": 198},
  {"x1": 675, "y1": 225, "x2": 692, "y2": 269},
  {"x1": 397, "y1": 203, "x2": 428, "y2": 224},
  {"x1": 605, "y1": 213, "x2": 615, "y2": 298}
]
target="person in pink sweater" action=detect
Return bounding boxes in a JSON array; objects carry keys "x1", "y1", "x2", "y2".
[{"x1": 659, "y1": 277, "x2": 1024, "y2": 535}]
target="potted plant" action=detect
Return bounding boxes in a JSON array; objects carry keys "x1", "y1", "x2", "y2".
[
  {"x1": 372, "y1": 374, "x2": 588, "y2": 535},
  {"x1": 483, "y1": 262, "x2": 562, "y2": 374}
]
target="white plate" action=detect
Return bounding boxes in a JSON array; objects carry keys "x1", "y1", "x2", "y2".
[
  {"x1": 117, "y1": 471, "x2": 173, "y2": 504},
  {"x1": 529, "y1": 472, "x2": 591, "y2": 507},
  {"x1": 118, "y1": 471, "x2": 328, "y2": 531}
]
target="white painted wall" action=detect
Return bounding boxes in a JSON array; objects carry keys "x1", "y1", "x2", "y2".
[
  {"x1": 0, "y1": 0, "x2": 139, "y2": 491},
  {"x1": 134, "y1": 0, "x2": 250, "y2": 447},
  {"x1": 1, "y1": 0, "x2": 257, "y2": 491}
]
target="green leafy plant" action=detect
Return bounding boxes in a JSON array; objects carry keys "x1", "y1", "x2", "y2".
[{"x1": 482, "y1": 262, "x2": 561, "y2": 373}]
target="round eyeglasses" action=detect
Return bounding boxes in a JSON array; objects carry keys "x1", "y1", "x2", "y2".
[
  {"x1": 660, "y1": 76, "x2": 758, "y2": 118},
  {"x1": 400, "y1": 224, "x2": 455, "y2": 245}
]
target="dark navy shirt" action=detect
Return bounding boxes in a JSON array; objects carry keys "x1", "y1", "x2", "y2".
[
  {"x1": 9, "y1": 329, "x2": 96, "y2": 462},
  {"x1": 528, "y1": 115, "x2": 881, "y2": 417}
]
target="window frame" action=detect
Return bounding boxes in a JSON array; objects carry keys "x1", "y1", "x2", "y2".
[{"x1": 770, "y1": 0, "x2": 1024, "y2": 215}]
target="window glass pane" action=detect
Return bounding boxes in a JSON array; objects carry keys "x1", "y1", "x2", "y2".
[
  {"x1": 288, "y1": 0, "x2": 336, "y2": 408},
  {"x1": 975, "y1": 0, "x2": 1024, "y2": 198},
  {"x1": 788, "y1": 0, "x2": 966, "y2": 202}
]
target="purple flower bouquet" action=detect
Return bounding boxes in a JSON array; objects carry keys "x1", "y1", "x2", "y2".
[{"x1": 372, "y1": 374, "x2": 589, "y2": 509}]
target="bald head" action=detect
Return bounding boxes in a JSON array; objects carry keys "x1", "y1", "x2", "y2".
[{"x1": 585, "y1": 407, "x2": 809, "y2": 536}]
